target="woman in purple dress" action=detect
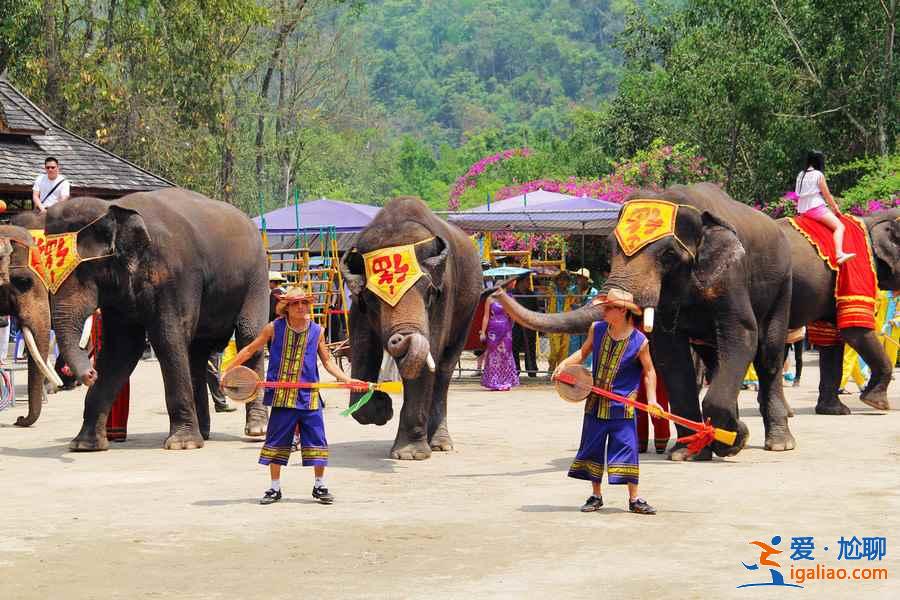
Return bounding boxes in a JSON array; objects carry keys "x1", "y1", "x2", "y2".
[{"x1": 479, "y1": 283, "x2": 520, "y2": 391}]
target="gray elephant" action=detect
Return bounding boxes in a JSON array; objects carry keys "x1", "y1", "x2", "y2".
[
  {"x1": 340, "y1": 197, "x2": 482, "y2": 459},
  {"x1": 495, "y1": 183, "x2": 795, "y2": 459},
  {"x1": 0, "y1": 225, "x2": 63, "y2": 426},
  {"x1": 781, "y1": 208, "x2": 900, "y2": 413},
  {"x1": 45, "y1": 188, "x2": 269, "y2": 450}
]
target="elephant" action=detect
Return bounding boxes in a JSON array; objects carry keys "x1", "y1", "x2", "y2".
[
  {"x1": 340, "y1": 196, "x2": 482, "y2": 460},
  {"x1": 0, "y1": 225, "x2": 64, "y2": 426},
  {"x1": 494, "y1": 183, "x2": 796, "y2": 459},
  {"x1": 781, "y1": 208, "x2": 900, "y2": 414},
  {"x1": 44, "y1": 188, "x2": 269, "y2": 451}
]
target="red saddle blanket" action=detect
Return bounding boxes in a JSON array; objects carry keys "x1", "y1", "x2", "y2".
[{"x1": 787, "y1": 213, "x2": 877, "y2": 332}]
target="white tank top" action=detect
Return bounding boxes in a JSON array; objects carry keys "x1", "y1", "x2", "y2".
[{"x1": 795, "y1": 168, "x2": 825, "y2": 213}]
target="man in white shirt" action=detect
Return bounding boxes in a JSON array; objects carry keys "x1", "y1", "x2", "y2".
[{"x1": 32, "y1": 156, "x2": 70, "y2": 212}]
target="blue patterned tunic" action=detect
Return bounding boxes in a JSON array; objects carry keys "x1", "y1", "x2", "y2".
[{"x1": 264, "y1": 318, "x2": 322, "y2": 410}]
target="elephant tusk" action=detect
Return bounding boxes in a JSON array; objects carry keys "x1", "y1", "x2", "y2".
[
  {"x1": 79, "y1": 315, "x2": 93, "y2": 350},
  {"x1": 425, "y1": 351, "x2": 436, "y2": 373},
  {"x1": 642, "y1": 307, "x2": 655, "y2": 333},
  {"x1": 23, "y1": 326, "x2": 64, "y2": 388}
]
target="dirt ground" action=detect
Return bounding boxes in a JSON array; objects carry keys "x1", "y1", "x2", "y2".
[{"x1": 0, "y1": 352, "x2": 897, "y2": 599}]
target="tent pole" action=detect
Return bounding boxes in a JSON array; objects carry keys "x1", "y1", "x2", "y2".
[
  {"x1": 294, "y1": 189, "x2": 301, "y2": 249},
  {"x1": 581, "y1": 224, "x2": 586, "y2": 270}
]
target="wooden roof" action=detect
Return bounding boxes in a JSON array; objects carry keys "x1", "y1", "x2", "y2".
[{"x1": 0, "y1": 77, "x2": 172, "y2": 198}]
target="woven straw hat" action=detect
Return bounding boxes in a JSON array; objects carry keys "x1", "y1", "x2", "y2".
[
  {"x1": 596, "y1": 288, "x2": 642, "y2": 315},
  {"x1": 275, "y1": 285, "x2": 314, "y2": 316}
]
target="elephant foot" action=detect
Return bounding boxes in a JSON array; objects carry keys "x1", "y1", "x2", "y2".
[
  {"x1": 164, "y1": 426, "x2": 204, "y2": 450},
  {"x1": 69, "y1": 434, "x2": 110, "y2": 452},
  {"x1": 667, "y1": 444, "x2": 712, "y2": 462},
  {"x1": 764, "y1": 426, "x2": 796, "y2": 452},
  {"x1": 429, "y1": 433, "x2": 453, "y2": 452},
  {"x1": 859, "y1": 388, "x2": 890, "y2": 411},
  {"x1": 815, "y1": 398, "x2": 852, "y2": 415},
  {"x1": 391, "y1": 431, "x2": 432, "y2": 460},
  {"x1": 710, "y1": 419, "x2": 750, "y2": 457},
  {"x1": 428, "y1": 422, "x2": 453, "y2": 452},
  {"x1": 244, "y1": 407, "x2": 268, "y2": 437}
]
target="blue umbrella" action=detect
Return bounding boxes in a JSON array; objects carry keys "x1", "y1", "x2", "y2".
[{"x1": 482, "y1": 266, "x2": 532, "y2": 278}]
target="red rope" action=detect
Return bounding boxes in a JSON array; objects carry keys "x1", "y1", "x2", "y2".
[{"x1": 555, "y1": 371, "x2": 726, "y2": 456}]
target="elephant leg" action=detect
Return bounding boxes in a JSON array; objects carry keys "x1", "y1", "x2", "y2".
[
  {"x1": 843, "y1": 327, "x2": 892, "y2": 410},
  {"x1": 427, "y1": 363, "x2": 456, "y2": 452},
  {"x1": 348, "y1": 305, "x2": 393, "y2": 426},
  {"x1": 234, "y1": 295, "x2": 268, "y2": 437},
  {"x1": 702, "y1": 312, "x2": 755, "y2": 457},
  {"x1": 815, "y1": 344, "x2": 850, "y2": 414},
  {"x1": 70, "y1": 321, "x2": 145, "y2": 451},
  {"x1": 392, "y1": 373, "x2": 435, "y2": 460},
  {"x1": 147, "y1": 328, "x2": 204, "y2": 450},
  {"x1": 188, "y1": 343, "x2": 213, "y2": 440},
  {"x1": 651, "y1": 333, "x2": 710, "y2": 462},
  {"x1": 754, "y1": 300, "x2": 795, "y2": 452}
]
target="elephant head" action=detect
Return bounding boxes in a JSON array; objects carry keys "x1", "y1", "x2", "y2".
[
  {"x1": 0, "y1": 225, "x2": 63, "y2": 426},
  {"x1": 44, "y1": 198, "x2": 150, "y2": 386},
  {"x1": 495, "y1": 193, "x2": 745, "y2": 335},
  {"x1": 865, "y1": 208, "x2": 900, "y2": 291},
  {"x1": 340, "y1": 227, "x2": 448, "y2": 424}
]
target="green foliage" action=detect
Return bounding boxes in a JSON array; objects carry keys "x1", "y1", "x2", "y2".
[{"x1": 837, "y1": 154, "x2": 900, "y2": 209}]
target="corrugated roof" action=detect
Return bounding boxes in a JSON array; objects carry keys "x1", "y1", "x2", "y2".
[{"x1": 0, "y1": 77, "x2": 172, "y2": 194}]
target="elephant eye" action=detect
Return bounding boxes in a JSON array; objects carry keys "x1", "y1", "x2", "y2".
[{"x1": 12, "y1": 275, "x2": 34, "y2": 293}]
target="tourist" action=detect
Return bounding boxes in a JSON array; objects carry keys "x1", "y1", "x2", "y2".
[
  {"x1": 268, "y1": 271, "x2": 287, "y2": 322},
  {"x1": 479, "y1": 280, "x2": 519, "y2": 391},
  {"x1": 547, "y1": 270, "x2": 575, "y2": 373},
  {"x1": 568, "y1": 268, "x2": 599, "y2": 360},
  {"x1": 511, "y1": 277, "x2": 538, "y2": 377},
  {"x1": 32, "y1": 156, "x2": 70, "y2": 213},
  {"x1": 226, "y1": 286, "x2": 365, "y2": 506},
  {"x1": 554, "y1": 288, "x2": 660, "y2": 515},
  {"x1": 794, "y1": 150, "x2": 855, "y2": 264}
]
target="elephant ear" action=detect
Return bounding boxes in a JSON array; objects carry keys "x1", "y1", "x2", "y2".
[
  {"x1": 340, "y1": 250, "x2": 366, "y2": 297},
  {"x1": 693, "y1": 211, "x2": 745, "y2": 290},
  {"x1": 869, "y1": 216, "x2": 900, "y2": 282},
  {"x1": 419, "y1": 236, "x2": 449, "y2": 293},
  {"x1": 108, "y1": 205, "x2": 151, "y2": 273}
]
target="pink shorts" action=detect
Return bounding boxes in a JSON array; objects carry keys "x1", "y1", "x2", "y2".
[{"x1": 802, "y1": 204, "x2": 831, "y2": 221}]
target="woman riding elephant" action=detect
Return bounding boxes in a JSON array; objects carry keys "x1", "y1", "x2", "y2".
[
  {"x1": 44, "y1": 188, "x2": 269, "y2": 451},
  {"x1": 780, "y1": 208, "x2": 900, "y2": 414},
  {"x1": 494, "y1": 183, "x2": 795, "y2": 460}
]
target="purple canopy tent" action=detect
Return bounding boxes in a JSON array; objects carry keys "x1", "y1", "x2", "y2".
[
  {"x1": 444, "y1": 190, "x2": 621, "y2": 235},
  {"x1": 253, "y1": 198, "x2": 380, "y2": 251},
  {"x1": 252, "y1": 198, "x2": 380, "y2": 234}
]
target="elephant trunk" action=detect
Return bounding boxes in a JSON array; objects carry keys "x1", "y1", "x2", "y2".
[
  {"x1": 52, "y1": 303, "x2": 95, "y2": 386},
  {"x1": 387, "y1": 331, "x2": 431, "y2": 380},
  {"x1": 493, "y1": 289, "x2": 605, "y2": 334}
]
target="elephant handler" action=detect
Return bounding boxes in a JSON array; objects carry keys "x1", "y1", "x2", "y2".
[
  {"x1": 226, "y1": 286, "x2": 365, "y2": 506},
  {"x1": 553, "y1": 288, "x2": 661, "y2": 515}
]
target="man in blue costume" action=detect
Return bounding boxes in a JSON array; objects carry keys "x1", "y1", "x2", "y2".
[
  {"x1": 553, "y1": 288, "x2": 661, "y2": 514},
  {"x1": 227, "y1": 286, "x2": 364, "y2": 505}
]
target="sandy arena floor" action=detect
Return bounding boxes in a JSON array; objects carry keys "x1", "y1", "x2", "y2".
[{"x1": 0, "y1": 353, "x2": 898, "y2": 599}]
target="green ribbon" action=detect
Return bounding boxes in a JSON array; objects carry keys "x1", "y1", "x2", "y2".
[{"x1": 341, "y1": 389, "x2": 375, "y2": 417}]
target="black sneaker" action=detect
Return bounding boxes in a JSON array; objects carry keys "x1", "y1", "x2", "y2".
[
  {"x1": 837, "y1": 388, "x2": 851, "y2": 395},
  {"x1": 312, "y1": 486, "x2": 334, "y2": 504},
  {"x1": 260, "y1": 488, "x2": 282, "y2": 505},
  {"x1": 580, "y1": 495, "x2": 603, "y2": 512},
  {"x1": 629, "y1": 497, "x2": 656, "y2": 515}
]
